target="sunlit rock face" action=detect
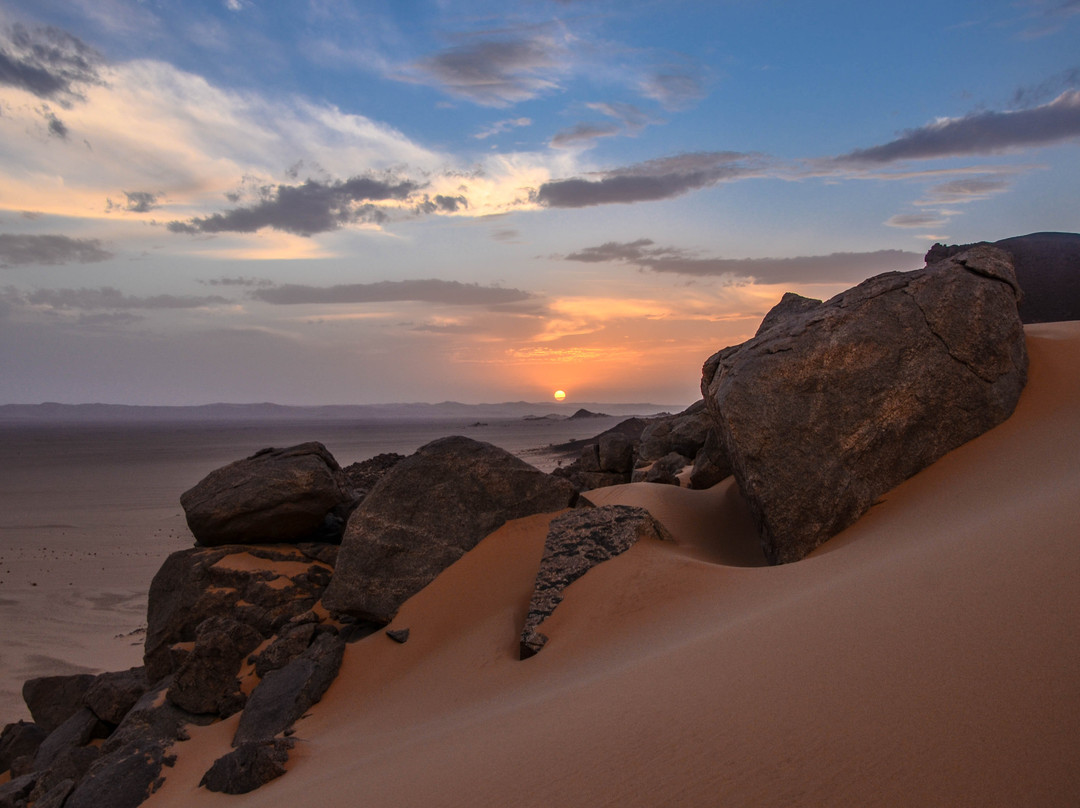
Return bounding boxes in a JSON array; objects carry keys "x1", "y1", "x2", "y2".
[{"x1": 702, "y1": 245, "x2": 1028, "y2": 564}]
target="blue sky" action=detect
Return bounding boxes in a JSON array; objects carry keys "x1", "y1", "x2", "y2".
[{"x1": 0, "y1": 0, "x2": 1077, "y2": 405}]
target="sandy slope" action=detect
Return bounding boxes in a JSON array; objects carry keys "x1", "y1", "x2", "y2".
[{"x1": 135, "y1": 321, "x2": 1079, "y2": 806}]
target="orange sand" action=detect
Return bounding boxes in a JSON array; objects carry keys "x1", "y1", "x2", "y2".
[{"x1": 88, "y1": 323, "x2": 1080, "y2": 805}]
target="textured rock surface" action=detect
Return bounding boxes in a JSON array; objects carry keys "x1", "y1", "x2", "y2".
[
  {"x1": 232, "y1": 632, "x2": 345, "y2": 746},
  {"x1": 200, "y1": 739, "x2": 292, "y2": 794},
  {"x1": 688, "y1": 429, "x2": 732, "y2": 490},
  {"x1": 63, "y1": 739, "x2": 173, "y2": 808},
  {"x1": 323, "y1": 436, "x2": 578, "y2": 622},
  {"x1": 21, "y1": 675, "x2": 95, "y2": 734},
  {"x1": 144, "y1": 544, "x2": 334, "y2": 682},
  {"x1": 598, "y1": 433, "x2": 635, "y2": 474},
  {"x1": 32, "y1": 709, "x2": 104, "y2": 771},
  {"x1": 632, "y1": 451, "x2": 690, "y2": 486},
  {"x1": 636, "y1": 401, "x2": 713, "y2": 463},
  {"x1": 520, "y1": 505, "x2": 672, "y2": 658},
  {"x1": 702, "y1": 245, "x2": 1028, "y2": 564},
  {"x1": 84, "y1": 668, "x2": 149, "y2": 725},
  {"x1": 0, "y1": 722, "x2": 47, "y2": 774},
  {"x1": 167, "y1": 616, "x2": 263, "y2": 716},
  {"x1": 180, "y1": 442, "x2": 355, "y2": 546},
  {"x1": 754, "y1": 291, "x2": 822, "y2": 337}
]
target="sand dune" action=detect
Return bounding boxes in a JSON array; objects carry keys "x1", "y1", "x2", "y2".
[{"x1": 138, "y1": 322, "x2": 1080, "y2": 807}]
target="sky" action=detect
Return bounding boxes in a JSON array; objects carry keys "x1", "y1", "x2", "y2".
[{"x1": 0, "y1": 0, "x2": 1077, "y2": 406}]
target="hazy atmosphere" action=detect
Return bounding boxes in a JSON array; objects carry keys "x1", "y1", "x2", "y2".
[{"x1": 1, "y1": 0, "x2": 1077, "y2": 405}]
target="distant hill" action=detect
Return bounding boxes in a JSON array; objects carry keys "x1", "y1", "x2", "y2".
[
  {"x1": 926, "y1": 232, "x2": 1080, "y2": 324},
  {"x1": 0, "y1": 400, "x2": 684, "y2": 423}
]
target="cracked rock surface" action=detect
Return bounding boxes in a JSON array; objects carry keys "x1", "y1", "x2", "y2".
[{"x1": 701, "y1": 245, "x2": 1028, "y2": 564}]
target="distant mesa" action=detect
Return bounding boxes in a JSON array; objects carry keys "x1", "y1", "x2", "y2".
[{"x1": 568, "y1": 408, "x2": 608, "y2": 420}]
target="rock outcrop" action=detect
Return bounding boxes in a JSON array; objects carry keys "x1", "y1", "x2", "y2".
[
  {"x1": 180, "y1": 442, "x2": 356, "y2": 546},
  {"x1": 702, "y1": 245, "x2": 1028, "y2": 564},
  {"x1": 520, "y1": 505, "x2": 672, "y2": 658},
  {"x1": 322, "y1": 436, "x2": 578, "y2": 623}
]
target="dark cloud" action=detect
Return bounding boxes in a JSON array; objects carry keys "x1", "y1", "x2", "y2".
[
  {"x1": 251, "y1": 279, "x2": 533, "y2": 306},
  {"x1": 408, "y1": 37, "x2": 563, "y2": 107},
  {"x1": 833, "y1": 90, "x2": 1080, "y2": 165},
  {"x1": 415, "y1": 194, "x2": 469, "y2": 215},
  {"x1": 24, "y1": 287, "x2": 229, "y2": 310},
  {"x1": 43, "y1": 109, "x2": 68, "y2": 139},
  {"x1": 0, "y1": 234, "x2": 112, "y2": 267},
  {"x1": 0, "y1": 23, "x2": 103, "y2": 105},
  {"x1": 549, "y1": 122, "x2": 619, "y2": 149},
  {"x1": 1010, "y1": 67, "x2": 1080, "y2": 107},
  {"x1": 200, "y1": 276, "x2": 272, "y2": 288},
  {"x1": 168, "y1": 175, "x2": 419, "y2": 236},
  {"x1": 885, "y1": 213, "x2": 948, "y2": 229},
  {"x1": 491, "y1": 227, "x2": 521, "y2": 243},
  {"x1": 562, "y1": 239, "x2": 922, "y2": 284},
  {"x1": 537, "y1": 152, "x2": 767, "y2": 207},
  {"x1": 106, "y1": 191, "x2": 162, "y2": 213}
]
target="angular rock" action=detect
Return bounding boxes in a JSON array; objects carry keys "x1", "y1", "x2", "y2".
[
  {"x1": 33, "y1": 708, "x2": 104, "y2": 771},
  {"x1": 22, "y1": 674, "x2": 95, "y2": 733},
  {"x1": 636, "y1": 401, "x2": 712, "y2": 463},
  {"x1": 144, "y1": 544, "x2": 334, "y2": 682},
  {"x1": 0, "y1": 722, "x2": 47, "y2": 774},
  {"x1": 322, "y1": 436, "x2": 578, "y2": 622},
  {"x1": 233, "y1": 632, "x2": 345, "y2": 746},
  {"x1": 754, "y1": 291, "x2": 822, "y2": 337},
  {"x1": 0, "y1": 774, "x2": 36, "y2": 808},
  {"x1": 385, "y1": 628, "x2": 410, "y2": 644},
  {"x1": 688, "y1": 428, "x2": 732, "y2": 490},
  {"x1": 632, "y1": 452, "x2": 689, "y2": 486},
  {"x1": 702, "y1": 245, "x2": 1028, "y2": 564},
  {"x1": 342, "y1": 453, "x2": 407, "y2": 502},
  {"x1": 598, "y1": 433, "x2": 634, "y2": 474},
  {"x1": 521, "y1": 505, "x2": 672, "y2": 658},
  {"x1": 103, "y1": 678, "x2": 209, "y2": 756},
  {"x1": 578, "y1": 444, "x2": 602, "y2": 473},
  {"x1": 248, "y1": 622, "x2": 317, "y2": 678},
  {"x1": 84, "y1": 667, "x2": 149, "y2": 725},
  {"x1": 168, "y1": 616, "x2": 263, "y2": 717},
  {"x1": 180, "y1": 442, "x2": 355, "y2": 546},
  {"x1": 200, "y1": 739, "x2": 292, "y2": 794},
  {"x1": 27, "y1": 746, "x2": 98, "y2": 805},
  {"x1": 63, "y1": 740, "x2": 173, "y2": 808},
  {"x1": 31, "y1": 778, "x2": 75, "y2": 808}
]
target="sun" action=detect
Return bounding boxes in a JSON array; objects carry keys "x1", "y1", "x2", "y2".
[{"x1": 553, "y1": 389, "x2": 566, "y2": 401}]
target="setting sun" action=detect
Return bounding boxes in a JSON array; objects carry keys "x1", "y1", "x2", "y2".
[{"x1": 553, "y1": 390, "x2": 566, "y2": 401}]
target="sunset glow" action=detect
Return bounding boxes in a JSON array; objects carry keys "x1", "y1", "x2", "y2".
[
  {"x1": 553, "y1": 390, "x2": 566, "y2": 402},
  {"x1": 0, "y1": 2, "x2": 1076, "y2": 406}
]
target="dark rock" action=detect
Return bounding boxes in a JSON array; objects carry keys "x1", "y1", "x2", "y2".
[
  {"x1": 632, "y1": 452, "x2": 690, "y2": 486},
  {"x1": 30, "y1": 778, "x2": 75, "y2": 808},
  {"x1": 575, "y1": 471, "x2": 631, "y2": 490},
  {"x1": 925, "y1": 231, "x2": 1080, "y2": 324},
  {"x1": 180, "y1": 442, "x2": 355, "y2": 546},
  {"x1": 249, "y1": 622, "x2": 317, "y2": 678},
  {"x1": 755, "y1": 291, "x2": 822, "y2": 337},
  {"x1": 385, "y1": 628, "x2": 410, "y2": 644},
  {"x1": 21, "y1": 675, "x2": 95, "y2": 733},
  {"x1": 63, "y1": 740, "x2": 173, "y2": 808},
  {"x1": 28, "y1": 746, "x2": 98, "y2": 805},
  {"x1": 0, "y1": 722, "x2": 47, "y2": 774},
  {"x1": 103, "y1": 678, "x2": 209, "y2": 755},
  {"x1": 598, "y1": 433, "x2": 634, "y2": 474},
  {"x1": 200, "y1": 739, "x2": 292, "y2": 794},
  {"x1": 84, "y1": 667, "x2": 149, "y2": 725},
  {"x1": 322, "y1": 436, "x2": 578, "y2": 622},
  {"x1": 233, "y1": 632, "x2": 345, "y2": 746},
  {"x1": 568, "y1": 408, "x2": 608, "y2": 419},
  {"x1": 636, "y1": 402, "x2": 712, "y2": 463},
  {"x1": 33, "y1": 709, "x2": 105, "y2": 771},
  {"x1": 702, "y1": 245, "x2": 1028, "y2": 564},
  {"x1": 688, "y1": 428, "x2": 732, "y2": 490},
  {"x1": 578, "y1": 444, "x2": 601, "y2": 472},
  {"x1": 0, "y1": 774, "x2": 36, "y2": 808},
  {"x1": 520, "y1": 505, "x2": 672, "y2": 658},
  {"x1": 342, "y1": 453, "x2": 407, "y2": 502},
  {"x1": 144, "y1": 544, "x2": 334, "y2": 682},
  {"x1": 168, "y1": 616, "x2": 263, "y2": 717}
]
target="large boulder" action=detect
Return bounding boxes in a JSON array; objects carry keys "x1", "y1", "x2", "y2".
[
  {"x1": 520, "y1": 505, "x2": 672, "y2": 659},
  {"x1": 180, "y1": 442, "x2": 355, "y2": 546},
  {"x1": 636, "y1": 401, "x2": 713, "y2": 463},
  {"x1": 144, "y1": 544, "x2": 334, "y2": 683},
  {"x1": 166, "y1": 616, "x2": 263, "y2": 717},
  {"x1": 322, "y1": 436, "x2": 578, "y2": 622},
  {"x1": 702, "y1": 245, "x2": 1028, "y2": 564},
  {"x1": 200, "y1": 739, "x2": 292, "y2": 794},
  {"x1": 21, "y1": 675, "x2": 95, "y2": 734}
]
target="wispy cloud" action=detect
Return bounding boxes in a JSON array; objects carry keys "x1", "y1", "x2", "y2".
[
  {"x1": 168, "y1": 175, "x2": 420, "y2": 236},
  {"x1": 473, "y1": 116, "x2": 532, "y2": 139},
  {"x1": 639, "y1": 69, "x2": 706, "y2": 110},
  {"x1": 250, "y1": 279, "x2": 534, "y2": 306},
  {"x1": 561, "y1": 239, "x2": 922, "y2": 284},
  {"x1": 537, "y1": 152, "x2": 767, "y2": 207},
  {"x1": 0, "y1": 22, "x2": 103, "y2": 104},
  {"x1": 915, "y1": 177, "x2": 1012, "y2": 205},
  {"x1": 832, "y1": 90, "x2": 1080, "y2": 165},
  {"x1": 0, "y1": 234, "x2": 112, "y2": 267},
  {"x1": 885, "y1": 213, "x2": 950, "y2": 229},
  {"x1": 549, "y1": 122, "x2": 620, "y2": 149},
  {"x1": 21, "y1": 286, "x2": 229, "y2": 309}
]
